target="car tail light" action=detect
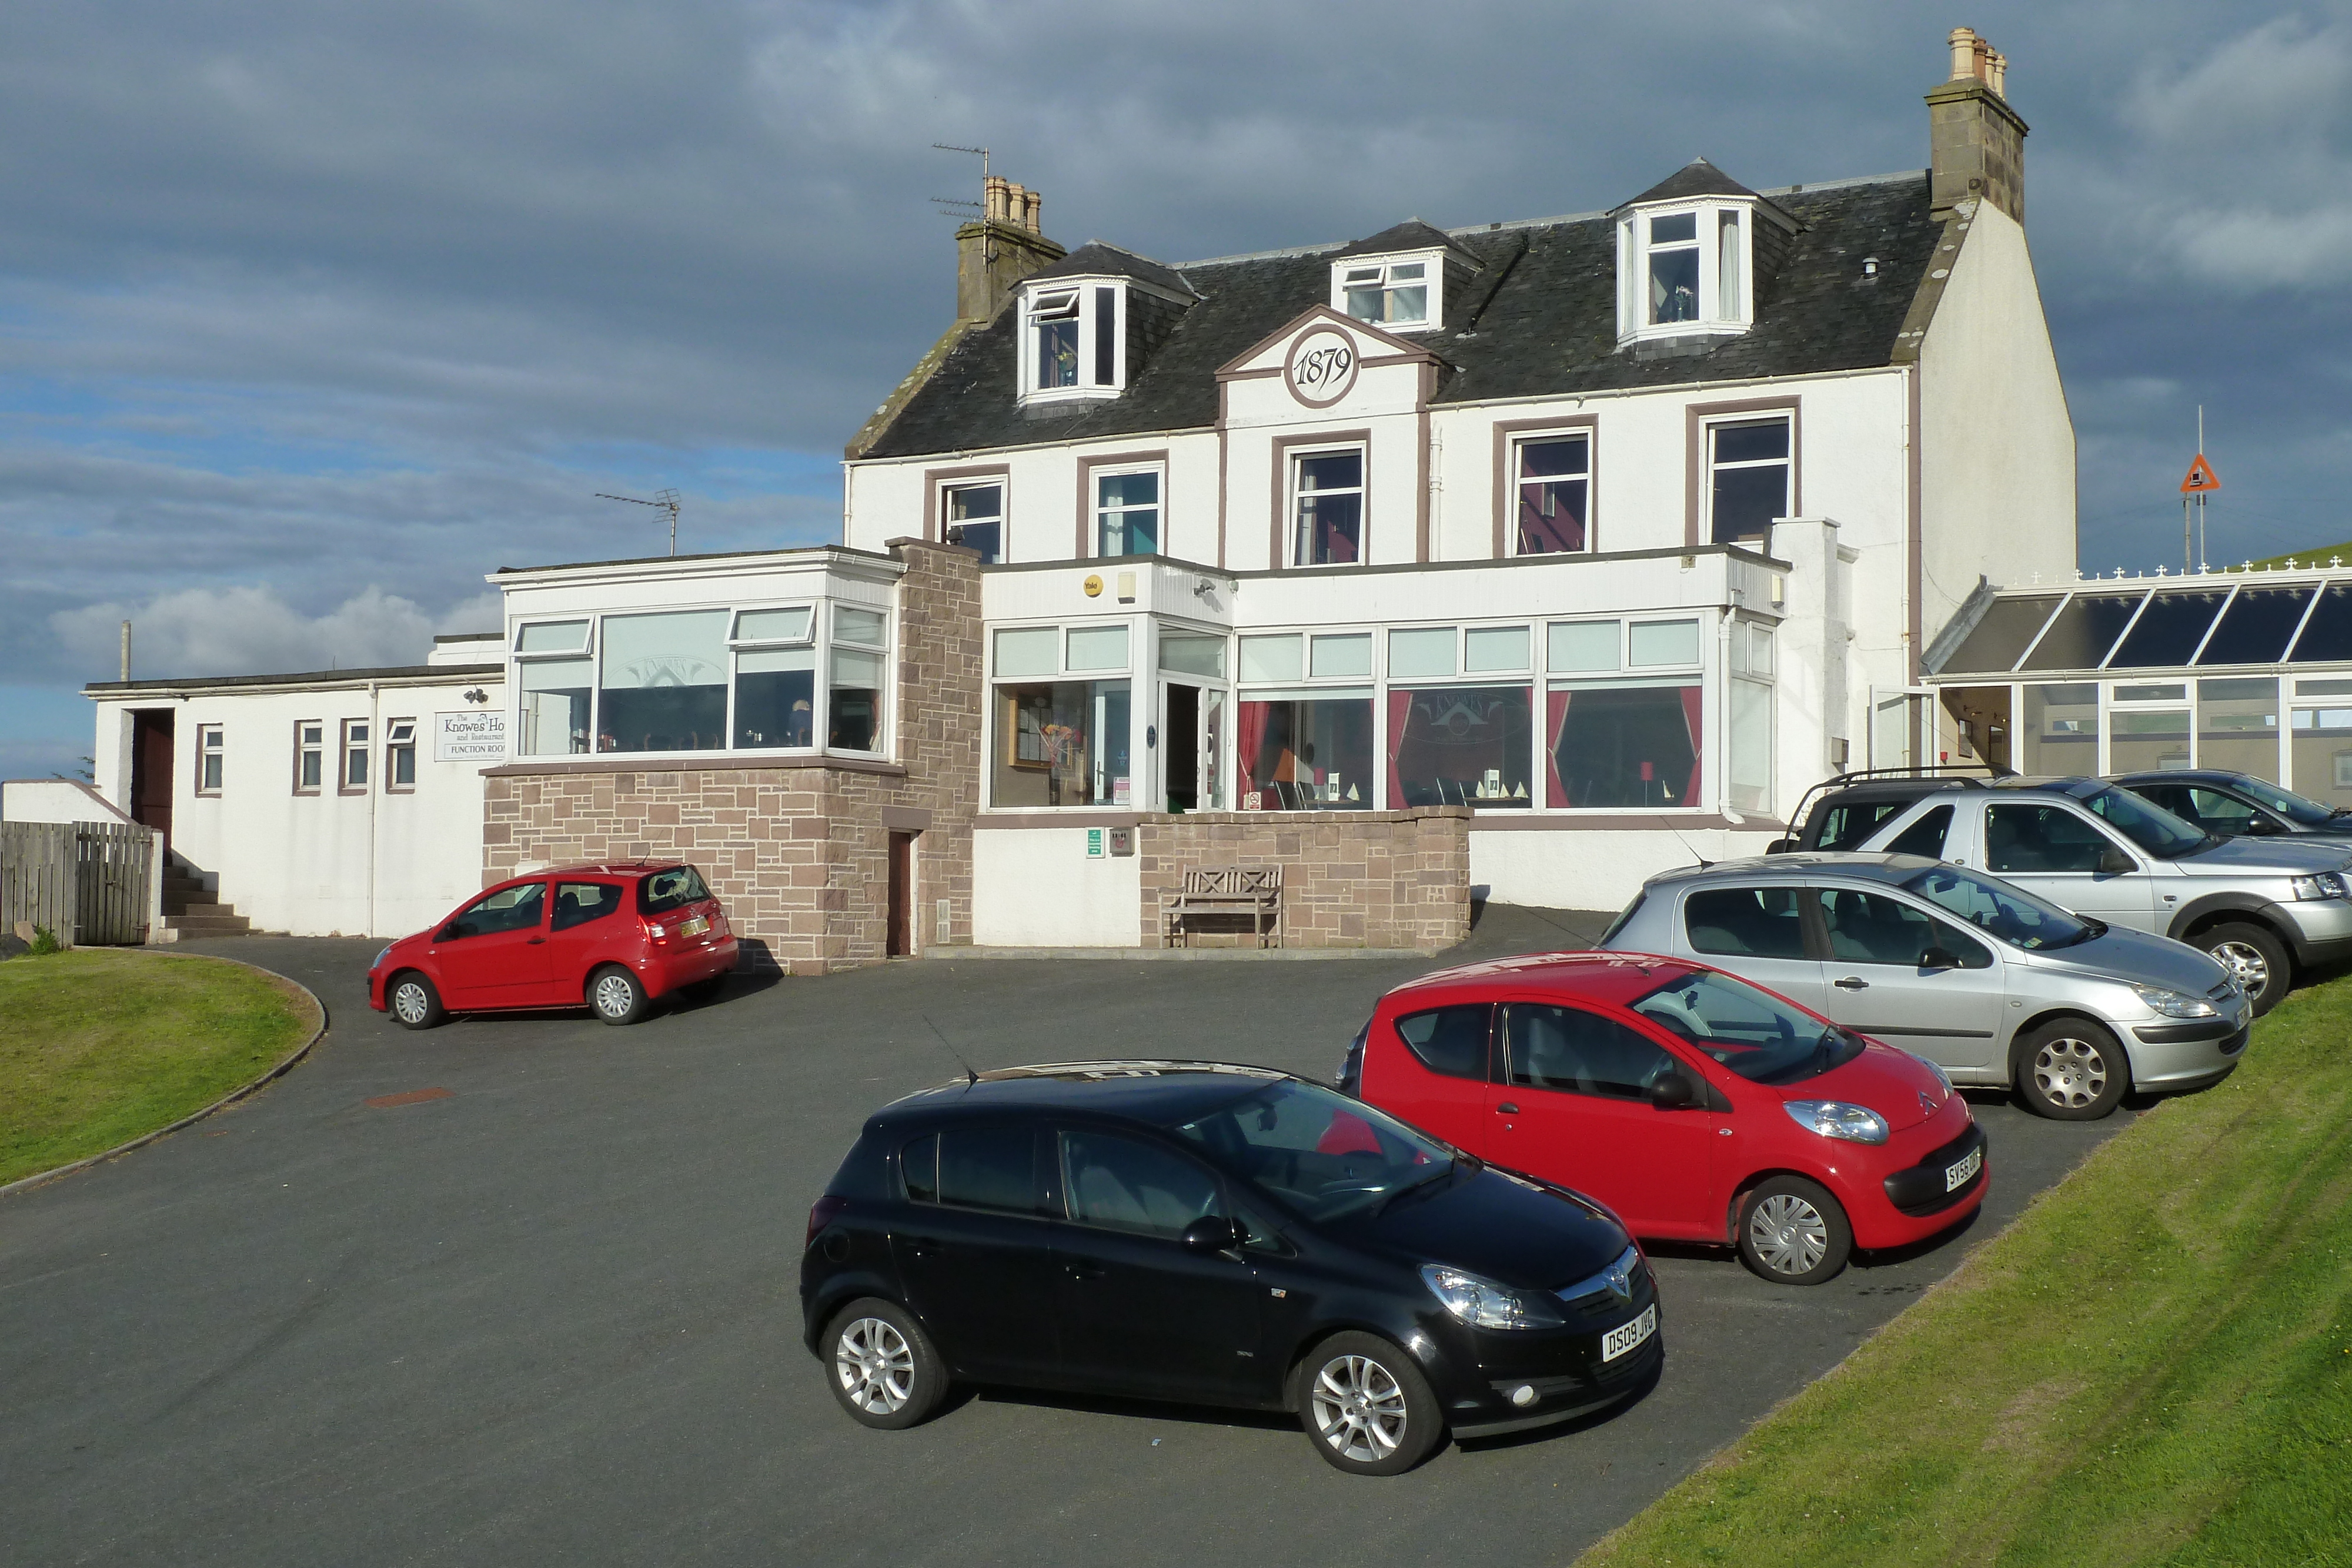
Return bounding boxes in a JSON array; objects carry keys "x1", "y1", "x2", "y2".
[
  {"x1": 806, "y1": 1194, "x2": 849, "y2": 1247},
  {"x1": 643, "y1": 920, "x2": 669, "y2": 941}
]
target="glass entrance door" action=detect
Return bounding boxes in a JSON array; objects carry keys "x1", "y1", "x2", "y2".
[{"x1": 1159, "y1": 682, "x2": 1224, "y2": 811}]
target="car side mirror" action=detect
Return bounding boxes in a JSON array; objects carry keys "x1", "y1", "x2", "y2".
[
  {"x1": 1920, "y1": 946, "x2": 1960, "y2": 971},
  {"x1": 1763, "y1": 837, "x2": 1795, "y2": 855},
  {"x1": 1649, "y1": 1072, "x2": 1698, "y2": 1111},
  {"x1": 1181, "y1": 1216, "x2": 1243, "y2": 1253},
  {"x1": 2097, "y1": 847, "x2": 2135, "y2": 875},
  {"x1": 2244, "y1": 816, "x2": 2282, "y2": 835}
]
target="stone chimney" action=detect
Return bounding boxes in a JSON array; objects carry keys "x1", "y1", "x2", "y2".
[
  {"x1": 956, "y1": 174, "x2": 1064, "y2": 325},
  {"x1": 1926, "y1": 26, "x2": 2026, "y2": 222}
]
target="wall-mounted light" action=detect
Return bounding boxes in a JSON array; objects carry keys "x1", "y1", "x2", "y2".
[{"x1": 463, "y1": 688, "x2": 489, "y2": 705}]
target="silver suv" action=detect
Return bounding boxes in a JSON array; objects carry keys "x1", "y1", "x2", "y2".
[
  {"x1": 1847, "y1": 776, "x2": 2352, "y2": 1015},
  {"x1": 1601, "y1": 854, "x2": 2250, "y2": 1119}
]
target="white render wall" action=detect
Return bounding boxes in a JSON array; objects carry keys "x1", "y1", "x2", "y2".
[
  {"x1": 91, "y1": 678, "x2": 500, "y2": 940},
  {"x1": 1470, "y1": 825, "x2": 1786, "y2": 917},
  {"x1": 972, "y1": 828, "x2": 1144, "y2": 946}
]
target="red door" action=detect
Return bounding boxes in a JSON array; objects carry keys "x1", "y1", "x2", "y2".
[
  {"x1": 430, "y1": 881, "x2": 554, "y2": 1007},
  {"x1": 1368, "y1": 1002, "x2": 1496, "y2": 1154},
  {"x1": 544, "y1": 879, "x2": 629, "y2": 1004},
  {"x1": 130, "y1": 710, "x2": 175, "y2": 850},
  {"x1": 887, "y1": 832, "x2": 914, "y2": 957},
  {"x1": 1482, "y1": 998, "x2": 1720, "y2": 1241}
]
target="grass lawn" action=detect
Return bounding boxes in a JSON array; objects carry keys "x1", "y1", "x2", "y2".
[
  {"x1": 0, "y1": 949, "x2": 318, "y2": 1186},
  {"x1": 1578, "y1": 974, "x2": 2352, "y2": 1568}
]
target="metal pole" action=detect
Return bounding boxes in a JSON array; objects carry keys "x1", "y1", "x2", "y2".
[
  {"x1": 120, "y1": 620, "x2": 131, "y2": 681},
  {"x1": 2197, "y1": 405, "x2": 2207, "y2": 569},
  {"x1": 2184, "y1": 493, "x2": 2193, "y2": 573}
]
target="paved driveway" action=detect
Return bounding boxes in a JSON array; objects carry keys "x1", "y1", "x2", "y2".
[{"x1": 0, "y1": 908, "x2": 2133, "y2": 1567}]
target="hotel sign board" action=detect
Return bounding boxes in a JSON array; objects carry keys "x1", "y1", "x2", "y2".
[{"x1": 435, "y1": 711, "x2": 508, "y2": 764}]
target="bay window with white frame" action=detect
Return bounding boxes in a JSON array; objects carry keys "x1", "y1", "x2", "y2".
[
  {"x1": 1018, "y1": 281, "x2": 1125, "y2": 403},
  {"x1": 1235, "y1": 630, "x2": 1373, "y2": 811},
  {"x1": 990, "y1": 623, "x2": 1133, "y2": 808},
  {"x1": 507, "y1": 597, "x2": 887, "y2": 761},
  {"x1": 1386, "y1": 624, "x2": 1535, "y2": 810},
  {"x1": 1616, "y1": 199, "x2": 1762, "y2": 345},
  {"x1": 1544, "y1": 617, "x2": 1706, "y2": 809}
]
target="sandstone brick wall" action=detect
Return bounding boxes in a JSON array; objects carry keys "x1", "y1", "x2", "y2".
[
  {"x1": 1136, "y1": 808, "x2": 1471, "y2": 952},
  {"x1": 482, "y1": 539, "x2": 981, "y2": 977}
]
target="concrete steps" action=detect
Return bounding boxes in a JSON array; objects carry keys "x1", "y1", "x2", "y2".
[{"x1": 163, "y1": 867, "x2": 251, "y2": 939}]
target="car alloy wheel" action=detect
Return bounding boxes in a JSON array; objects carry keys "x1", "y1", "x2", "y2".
[
  {"x1": 1746, "y1": 1192, "x2": 1830, "y2": 1278},
  {"x1": 392, "y1": 982, "x2": 430, "y2": 1025},
  {"x1": 1311, "y1": 1352, "x2": 1412, "y2": 1466},
  {"x1": 589, "y1": 965, "x2": 646, "y2": 1025},
  {"x1": 2032, "y1": 1034, "x2": 2109, "y2": 1112},
  {"x1": 834, "y1": 1316, "x2": 914, "y2": 1416}
]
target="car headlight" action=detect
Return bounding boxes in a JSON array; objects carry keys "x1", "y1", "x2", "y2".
[
  {"x1": 1419, "y1": 1263, "x2": 1566, "y2": 1330},
  {"x1": 1782, "y1": 1101, "x2": 1890, "y2": 1144},
  {"x1": 371, "y1": 945, "x2": 392, "y2": 972},
  {"x1": 2290, "y1": 871, "x2": 2350, "y2": 901},
  {"x1": 1908, "y1": 1052, "x2": 1953, "y2": 1095},
  {"x1": 2131, "y1": 982, "x2": 2218, "y2": 1019}
]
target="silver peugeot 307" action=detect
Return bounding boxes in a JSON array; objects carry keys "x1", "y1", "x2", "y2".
[{"x1": 1600, "y1": 852, "x2": 2250, "y2": 1121}]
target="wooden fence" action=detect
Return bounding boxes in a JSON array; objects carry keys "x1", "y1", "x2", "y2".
[{"x1": 1, "y1": 820, "x2": 155, "y2": 947}]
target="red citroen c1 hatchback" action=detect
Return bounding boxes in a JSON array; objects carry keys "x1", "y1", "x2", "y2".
[
  {"x1": 1342, "y1": 952, "x2": 1986, "y2": 1285},
  {"x1": 367, "y1": 861, "x2": 737, "y2": 1028}
]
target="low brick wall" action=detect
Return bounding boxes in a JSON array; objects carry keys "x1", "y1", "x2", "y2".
[{"x1": 1137, "y1": 808, "x2": 1471, "y2": 952}]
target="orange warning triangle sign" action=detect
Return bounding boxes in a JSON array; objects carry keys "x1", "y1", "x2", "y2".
[{"x1": 2181, "y1": 454, "x2": 2221, "y2": 494}]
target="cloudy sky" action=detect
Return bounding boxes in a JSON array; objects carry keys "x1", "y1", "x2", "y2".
[{"x1": 5, "y1": 1, "x2": 2348, "y2": 777}]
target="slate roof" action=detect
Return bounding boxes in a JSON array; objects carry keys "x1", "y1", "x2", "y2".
[
  {"x1": 1332, "y1": 219, "x2": 1482, "y2": 267},
  {"x1": 1624, "y1": 157, "x2": 1763, "y2": 206},
  {"x1": 859, "y1": 168, "x2": 1943, "y2": 462},
  {"x1": 1025, "y1": 241, "x2": 1198, "y2": 297}
]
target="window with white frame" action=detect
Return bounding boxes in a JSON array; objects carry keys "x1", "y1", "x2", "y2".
[
  {"x1": 340, "y1": 720, "x2": 370, "y2": 791},
  {"x1": 386, "y1": 718, "x2": 417, "y2": 791},
  {"x1": 1513, "y1": 433, "x2": 1591, "y2": 555},
  {"x1": 1387, "y1": 625, "x2": 1535, "y2": 809},
  {"x1": 991, "y1": 623, "x2": 1132, "y2": 808},
  {"x1": 1707, "y1": 416, "x2": 1791, "y2": 543},
  {"x1": 1728, "y1": 619, "x2": 1775, "y2": 814},
  {"x1": 1616, "y1": 202, "x2": 1759, "y2": 343},
  {"x1": 1544, "y1": 617, "x2": 1706, "y2": 809},
  {"x1": 942, "y1": 481, "x2": 1004, "y2": 564},
  {"x1": 510, "y1": 603, "x2": 886, "y2": 760},
  {"x1": 1019, "y1": 282, "x2": 1125, "y2": 402},
  {"x1": 1334, "y1": 255, "x2": 1435, "y2": 330},
  {"x1": 196, "y1": 724, "x2": 224, "y2": 794},
  {"x1": 1291, "y1": 449, "x2": 1364, "y2": 567},
  {"x1": 1095, "y1": 468, "x2": 1161, "y2": 557},
  {"x1": 295, "y1": 721, "x2": 324, "y2": 793},
  {"x1": 1235, "y1": 631, "x2": 1372, "y2": 811}
]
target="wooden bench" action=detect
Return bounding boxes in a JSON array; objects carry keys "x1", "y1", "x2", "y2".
[{"x1": 1161, "y1": 867, "x2": 1283, "y2": 950}]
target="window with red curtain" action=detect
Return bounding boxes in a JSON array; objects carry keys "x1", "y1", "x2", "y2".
[
  {"x1": 1387, "y1": 686, "x2": 1533, "y2": 808},
  {"x1": 1238, "y1": 697, "x2": 1373, "y2": 810},
  {"x1": 1546, "y1": 684, "x2": 1702, "y2": 808}
]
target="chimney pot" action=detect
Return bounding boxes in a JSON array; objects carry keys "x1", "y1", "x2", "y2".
[
  {"x1": 1948, "y1": 26, "x2": 1979, "y2": 81},
  {"x1": 954, "y1": 174, "x2": 1064, "y2": 323},
  {"x1": 1927, "y1": 29, "x2": 2026, "y2": 222}
]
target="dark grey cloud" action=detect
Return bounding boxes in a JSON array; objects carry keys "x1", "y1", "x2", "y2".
[{"x1": 3, "y1": 1, "x2": 2348, "y2": 779}]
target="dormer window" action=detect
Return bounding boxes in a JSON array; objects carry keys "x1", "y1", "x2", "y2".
[
  {"x1": 1018, "y1": 280, "x2": 1125, "y2": 403},
  {"x1": 1338, "y1": 258, "x2": 1431, "y2": 329},
  {"x1": 1613, "y1": 162, "x2": 1788, "y2": 348}
]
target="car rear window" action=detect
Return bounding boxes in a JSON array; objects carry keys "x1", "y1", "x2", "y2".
[
  {"x1": 1812, "y1": 798, "x2": 1910, "y2": 851},
  {"x1": 1392, "y1": 1005, "x2": 1492, "y2": 1081},
  {"x1": 901, "y1": 1128, "x2": 1043, "y2": 1215},
  {"x1": 638, "y1": 865, "x2": 710, "y2": 915}
]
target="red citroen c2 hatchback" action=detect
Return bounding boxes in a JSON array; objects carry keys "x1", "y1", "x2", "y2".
[
  {"x1": 1342, "y1": 952, "x2": 1986, "y2": 1284},
  {"x1": 368, "y1": 861, "x2": 737, "y2": 1028}
]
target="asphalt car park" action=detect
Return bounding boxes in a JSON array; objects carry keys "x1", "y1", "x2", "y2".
[{"x1": 0, "y1": 906, "x2": 2140, "y2": 1567}]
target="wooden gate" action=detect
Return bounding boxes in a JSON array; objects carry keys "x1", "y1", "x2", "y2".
[{"x1": 0, "y1": 820, "x2": 155, "y2": 947}]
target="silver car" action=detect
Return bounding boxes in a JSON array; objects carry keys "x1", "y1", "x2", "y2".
[{"x1": 1601, "y1": 852, "x2": 2250, "y2": 1120}]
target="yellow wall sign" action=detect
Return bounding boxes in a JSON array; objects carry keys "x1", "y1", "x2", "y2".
[{"x1": 1083, "y1": 574, "x2": 1104, "y2": 597}]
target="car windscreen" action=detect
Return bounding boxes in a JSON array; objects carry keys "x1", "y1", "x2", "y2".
[
  {"x1": 638, "y1": 865, "x2": 710, "y2": 915},
  {"x1": 1168, "y1": 1079, "x2": 1455, "y2": 1223},
  {"x1": 2233, "y1": 775, "x2": 2343, "y2": 826},
  {"x1": 1902, "y1": 862, "x2": 2095, "y2": 950},
  {"x1": 2080, "y1": 785, "x2": 2211, "y2": 858},
  {"x1": 1629, "y1": 969, "x2": 1862, "y2": 1085}
]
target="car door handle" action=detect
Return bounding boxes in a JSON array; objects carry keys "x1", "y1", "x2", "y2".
[
  {"x1": 1066, "y1": 1259, "x2": 1108, "y2": 1280},
  {"x1": 906, "y1": 1237, "x2": 940, "y2": 1258},
  {"x1": 1833, "y1": 976, "x2": 1868, "y2": 990},
  {"x1": 527, "y1": 937, "x2": 546, "y2": 945},
  {"x1": 1495, "y1": 1102, "x2": 1520, "y2": 1115}
]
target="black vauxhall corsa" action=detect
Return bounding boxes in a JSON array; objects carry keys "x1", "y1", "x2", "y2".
[{"x1": 800, "y1": 1061, "x2": 1662, "y2": 1475}]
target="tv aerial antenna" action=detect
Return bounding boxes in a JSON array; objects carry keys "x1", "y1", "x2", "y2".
[
  {"x1": 596, "y1": 487, "x2": 681, "y2": 556},
  {"x1": 930, "y1": 143, "x2": 988, "y2": 220}
]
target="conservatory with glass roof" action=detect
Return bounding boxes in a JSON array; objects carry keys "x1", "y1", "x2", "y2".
[{"x1": 1924, "y1": 564, "x2": 2352, "y2": 810}]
